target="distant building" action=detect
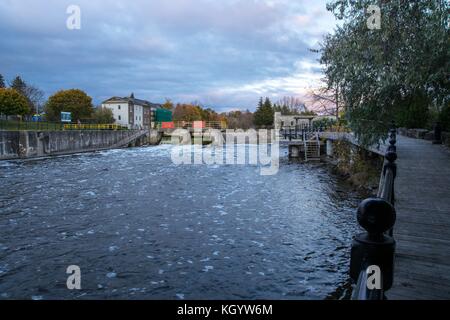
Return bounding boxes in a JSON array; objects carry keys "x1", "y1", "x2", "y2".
[
  {"x1": 275, "y1": 115, "x2": 315, "y2": 129},
  {"x1": 101, "y1": 93, "x2": 162, "y2": 129},
  {"x1": 275, "y1": 114, "x2": 338, "y2": 129}
]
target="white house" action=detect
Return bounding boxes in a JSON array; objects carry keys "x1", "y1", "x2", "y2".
[{"x1": 101, "y1": 93, "x2": 161, "y2": 129}]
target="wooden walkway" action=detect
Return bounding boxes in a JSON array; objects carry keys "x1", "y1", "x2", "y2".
[{"x1": 387, "y1": 136, "x2": 450, "y2": 299}]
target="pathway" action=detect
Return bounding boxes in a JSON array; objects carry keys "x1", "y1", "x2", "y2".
[{"x1": 387, "y1": 136, "x2": 450, "y2": 299}]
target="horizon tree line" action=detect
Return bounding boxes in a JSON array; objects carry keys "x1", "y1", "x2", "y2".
[{"x1": 1, "y1": 72, "x2": 321, "y2": 128}]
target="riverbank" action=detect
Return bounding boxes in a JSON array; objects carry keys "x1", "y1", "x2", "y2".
[
  {"x1": 0, "y1": 130, "x2": 162, "y2": 160},
  {"x1": 324, "y1": 139, "x2": 384, "y2": 194}
]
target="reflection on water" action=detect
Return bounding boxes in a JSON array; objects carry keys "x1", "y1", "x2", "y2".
[{"x1": 0, "y1": 145, "x2": 361, "y2": 299}]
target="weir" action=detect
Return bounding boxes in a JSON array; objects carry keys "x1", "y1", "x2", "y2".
[{"x1": 0, "y1": 129, "x2": 161, "y2": 160}]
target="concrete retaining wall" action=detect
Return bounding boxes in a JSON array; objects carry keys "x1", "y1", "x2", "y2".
[
  {"x1": 319, "y1": 132, "x2": 387, "y2": 156},
  {"x1": 0, "y1": 130, "x2": 162, "y2": 160}
]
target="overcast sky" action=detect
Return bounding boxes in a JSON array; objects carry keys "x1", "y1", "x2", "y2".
[{"x1": 0, "y1": 0, "x2": 336, "y2": 111}]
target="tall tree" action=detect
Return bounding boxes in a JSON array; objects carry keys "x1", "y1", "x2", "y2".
[
  {"x1": 10, "y1": 76, "x2": 44, "y2": 114},
  {"x1": 258, "y1": 97, "x2": 263, "y2": 109},
  {"x1": 10, "y1": 76, "x2": 26, "y2": 93},
  {"x1": 23, "y1": 85, "x2": 44, "y2": 114},
  {"x1": 162, "y1": 98, "x2": 174, "y2": 110},
  {"x1": 321, "y1": 0, "x2": 450, "y2": 145},
  {"x1": 309, "y1": 86, "x2": 343, "y2": 120},
  {"x1": 0, "y1": 74, "x2": 5, "y2": 88},
  {"x1": 0, "y1": 88, "x2": 30, "y2": 116},
  {"x1": 254, "y1": 97, "x2": 274, "y2": 127},
  {"x1": 45, "y1": 89, "x2": 94, "y2": 122},
  {"x1": 274, "y1": 96, "x2": 307, "y2": 115},
  {"x1": 221, "y1": 110, "x2": 254, "y2": 129},
  {"x1": 92, "y1": 107, "x2": 114, "y2": 124}
]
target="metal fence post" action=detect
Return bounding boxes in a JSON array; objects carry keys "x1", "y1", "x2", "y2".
[
  {"x1": 433, "y1": 121, "x2": 442, "y2": 145},
  {"x1": 384, "y1": 122, "x2": 397, "y2": 211},
  {"x1": 350, "y1": 198, "x2": 396, "y2": 299}
]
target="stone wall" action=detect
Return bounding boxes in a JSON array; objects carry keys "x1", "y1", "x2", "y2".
[
  {"x1": 398, "y1": 128, "x2": 432, "y2": 140},
  {"x1": 398, "y1": 128, "x2": 450, "y2": 147},
  {"x1": 0, "y1": 130, "x2": 162, "y2": 160}
]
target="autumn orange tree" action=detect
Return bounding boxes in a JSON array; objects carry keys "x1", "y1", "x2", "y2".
[
  {"x1": 162, "y1": 98, "x2": 174, "y2": 110},
  {"x1": 173, "y1": 104, "x2": 202, "y2": 121}
]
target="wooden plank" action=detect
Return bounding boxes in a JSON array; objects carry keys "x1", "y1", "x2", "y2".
[{"x1": 380, "y1": 136, "x2": 450, "y2": 299}]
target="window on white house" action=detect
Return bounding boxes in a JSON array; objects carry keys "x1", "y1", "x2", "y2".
[
  {"x1": 118, "y1": 105, "x2": 121, "y2": 110},
  {"x1": 118, "y1": 115, "x2": 121, "y2": 120}
]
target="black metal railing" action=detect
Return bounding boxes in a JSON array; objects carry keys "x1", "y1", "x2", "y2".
[
  {"x1": 349, "y1": 121, "x2": 398, "y2": 300},
  {"x1": 280, "y1": 125, "x2": 327, "y2": 141}
]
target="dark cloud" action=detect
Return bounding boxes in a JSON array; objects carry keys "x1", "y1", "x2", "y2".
[{"x1": 0, "y1": 0, "x2": 334, "y2": 110}]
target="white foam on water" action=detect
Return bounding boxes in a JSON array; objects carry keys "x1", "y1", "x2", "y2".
[
  {"x1": 85, "y1": 191, "x2": 96, "y2": 197},
  {"x1": 202, "y1": 266, "x2": 214, "y2": 272},
  {"x1": 176, "y1": 293, "x2": 185, "y2": 300},
  {"x1": 109, "y1": 246, "x2": 119, "y2": 252}
]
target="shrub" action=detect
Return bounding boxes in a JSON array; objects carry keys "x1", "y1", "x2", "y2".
[{"x1": 92, "y1": 107, "x2": 114, "y2": 124}]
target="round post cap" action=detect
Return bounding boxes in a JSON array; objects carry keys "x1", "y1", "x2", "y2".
[{"x1": 357, "y1": 198, "x2": 396, "y2": 235}]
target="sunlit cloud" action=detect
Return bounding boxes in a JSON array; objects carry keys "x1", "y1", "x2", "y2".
[{"x1": 0, "y1": 0, "x2": 335, "y2": 111}]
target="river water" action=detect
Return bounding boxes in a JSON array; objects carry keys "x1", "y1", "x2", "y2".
[{"x1": 0, "y1": 145, "x2": 362, "y2": 300}]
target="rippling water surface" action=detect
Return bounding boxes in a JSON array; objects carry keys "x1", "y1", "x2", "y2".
[{"x1": 0, "y1": 145, "x2": 362, "y2": 300}]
